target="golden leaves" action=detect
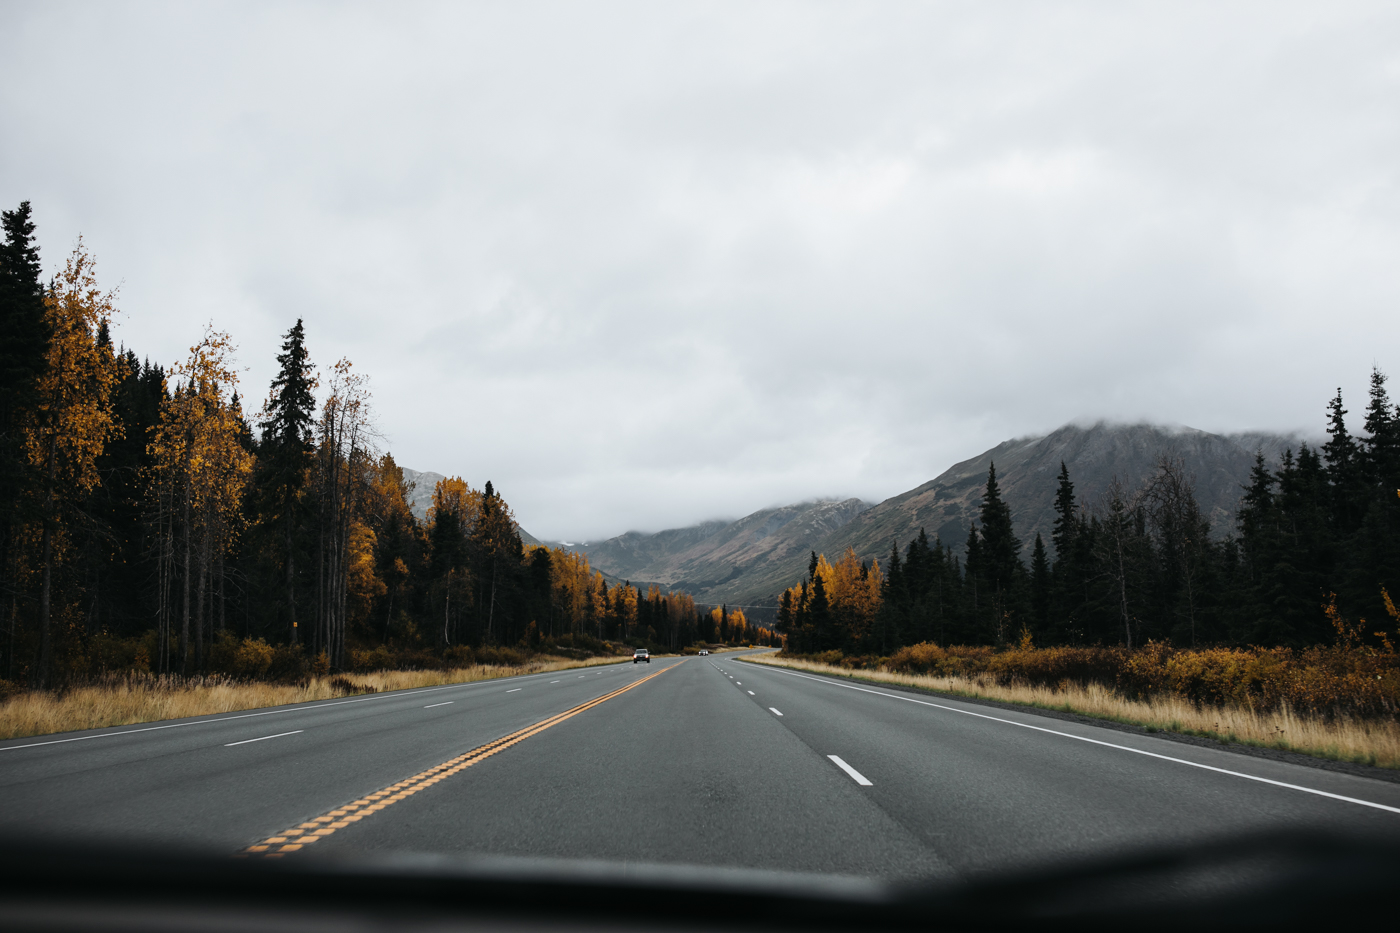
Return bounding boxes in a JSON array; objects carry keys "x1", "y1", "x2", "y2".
[
  {"x1": 148, "y1": 327, "x2": 254, "y2": 547},
  {"x1": 25, "y1": 238, "x2": 123, "y2": 493}
]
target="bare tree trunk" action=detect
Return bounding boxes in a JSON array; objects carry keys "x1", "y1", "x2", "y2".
[
  {"x1": 487, "y1": 558, "x2": 497, "y2": 643},
  {"x1": 218, "y1": 548, "x2": 226, "y2": 634},
  {"x1": 181, "y1": 478, "x2": 191, "y2": 675},
  {"x1": 37, "y1": 439, "x2": 56, "y2": 688},
  {"x1": 286, "y1": 513, "x2": 297, "y2": 645},
  {"x1": 1116, "y1": 544, "x2": 1132, "y2": 650},
  {"x1": 194, "y1": 529, "x2": 208, "y2": 670}
]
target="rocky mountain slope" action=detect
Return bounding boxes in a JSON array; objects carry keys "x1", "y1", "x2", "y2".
[
  {"x1": 400, "y1": 468, "x2": 542, "y2": 547},
  {"x1": 564, "y1": 422, "x2": 1309, "y2": 609},
  {"x1": 556, "y1": 498, "x2": 874, "y2": 598}
]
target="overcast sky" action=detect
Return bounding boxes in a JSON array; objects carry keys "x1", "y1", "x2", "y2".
[{"x1": 3, "y1": 1, "x2": 1398, "y2": 541}]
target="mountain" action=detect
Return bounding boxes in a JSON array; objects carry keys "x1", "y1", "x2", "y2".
[
  {"x1": 400, "y1": 468, "x2": 445, "y2": 520},
  {"x1": 566, "y1": 421, "x2": 1311, "y2": 609},
  {"x1": 555, "y1": 498, "x2": 874, "y2": 601},
  {"x1": 795, "y1": 422, "x2": 1308, "y2": 588},
  {"x1": 399, "y1": 468, "x2": 543, "y2": 548}
]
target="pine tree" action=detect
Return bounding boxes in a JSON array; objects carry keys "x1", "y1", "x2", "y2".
[
  {"x1": 978, "y1": 463, "x2": 1021, "y2": 581},
  {"x1": 1030, "y1": 533, "x2": 1050, "y2": 632},
  {"x1": 1323, "y1": 387, "x2": 1365, "y2": 534},
  {"x1": 0, "y1": 202, "x2": 48, "y2": 676},
  {"x1": 809, "y1": 572, "x2": 832, "y2": 651},
  {"x1": 1363, "y1": 367, "x2": 1399, "y2": 489},
  {"x1": 1051, "y1": 462, "x2": 1076, "y2": 561},
  {"x1": 977, "y1": 463, "x2": 1025, "y2": 643},
  {"x1": 258, "y1": 319, "x2": 316, "y2": 644}
]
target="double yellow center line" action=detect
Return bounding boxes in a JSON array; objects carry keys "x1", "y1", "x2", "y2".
[{"x1": 242, "y1": 660, "x2": 682, "y2": 857}]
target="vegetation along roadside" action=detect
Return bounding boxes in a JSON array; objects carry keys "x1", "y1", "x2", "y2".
[
  {"x1": 745, "y1": 647, "x2": 1400, "y2": 771},
  {"x1": 0, "y1": 653, "x2": 641, "y2": 742}
]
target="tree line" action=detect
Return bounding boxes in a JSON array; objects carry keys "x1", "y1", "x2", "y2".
[
  {"x1": 780, "y1": 373, "x2": 1400, "y2": 655},
  {"x1": 0, "y1": 204, "x2": 772, "y2": 688}
]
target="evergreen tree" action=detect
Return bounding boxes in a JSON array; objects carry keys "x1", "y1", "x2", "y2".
[
  {"x1": 978, "y1": 462, "x2": 1022, "y2": 585},
  {"x1": 1323, "y1": 388, "x2": 1365, "y2": 534},
  {"x1": 1051, "y1": 462, "x2": 1076, "y2": 561},
  {"x1": 776, "y1": 588, "x2": 794, "y2": 640},
  {"x1": 809, "y1": 572, "x2": 832, "y2": 651},
  {"x1": 1029, "y1": 533, "x2": 1050, "y2": 633},
  {"x1": 257, "y1": 319, "x2": 316, "y2": 644},
  {"x1": 976, "y1": 463, "x2": 1025, "y2": 643},
  {"x1": 0, "y1": 202, "x2": 48, "y2": 676}
]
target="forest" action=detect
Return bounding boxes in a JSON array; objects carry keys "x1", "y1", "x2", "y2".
[
  {"x1": 0, "y1": 203, "x2": 773, "y2": 692},
  {"x1": 779, "y1": 377, "x2": 1400, "y2": 658}
]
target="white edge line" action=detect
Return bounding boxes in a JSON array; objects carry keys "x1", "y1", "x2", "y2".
[
  {"x1": 423, "y1": 702, "x2": 453, "y2": 709},
  {"x1": 754, "y1": 663, "x2": 1400, "y2": 816},
  {"x1": 224, "y1": 730, "x2": 303, "y2": 747},
  {"x1": 769, "y1": 708, "x2": 784, "y2": 716},
  {"x1": 828, "y1": 754, "x2": 873, "y2": 786},
  {"x1": 0, "y1": 662, "x2": 634, "y2": 753}
]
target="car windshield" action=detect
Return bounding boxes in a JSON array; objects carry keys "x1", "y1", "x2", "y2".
[{"x1": 1, "y1": 4, "x2": 1398, "y2": 925}]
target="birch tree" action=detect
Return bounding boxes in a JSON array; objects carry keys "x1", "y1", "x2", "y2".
[{"x1": 25, "y1": 240, "x2": 121, "y2": 685}]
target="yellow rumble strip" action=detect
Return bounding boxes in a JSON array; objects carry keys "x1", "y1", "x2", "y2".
[{"x1": 240, "y1": 661, "x2": 683, "y2": 857}]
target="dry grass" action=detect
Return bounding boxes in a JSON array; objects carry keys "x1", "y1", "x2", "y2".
[
  {"x1": 744, "y1": 654, "x2": 1400, "y2": 770},
  {"x1": 0, "y1": 654, "x2": 628, "y2": 741}
]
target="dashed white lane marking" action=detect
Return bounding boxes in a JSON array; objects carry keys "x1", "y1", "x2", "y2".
[
  {"x1": 578, "y1": 675, "x2": 586, "y2": 679},
  {"x1": 756, "y1": 664, "x2": 1400, "y2": 816},
  {"x1": 224, "y1": 730, "x2": 303, "y2": 747},
  {"x1": 747, "y1": 691, "x2": 755, "y2": 695},
  {"x1": 829, "y1": 755, "x2": 873, "y2": 786},
  {"x1": 506, "y1": 688, "x2": 522, "y2": 693},
  {"x1": 551, "y1": 680, "x2": 561, "y2": 684},
  {"x1": 423, "y1": 702, "x2": 453, "y2": 709},
  {"x1": 770, "y1": 708, "x2": 784, "y2": 716}
]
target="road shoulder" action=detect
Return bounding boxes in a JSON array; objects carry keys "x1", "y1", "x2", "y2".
[{"x1": 738, "y1": 657, "x2": 1400, "y2": 787}]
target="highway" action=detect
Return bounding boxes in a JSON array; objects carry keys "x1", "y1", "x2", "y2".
[{"x1": 1, "y1": 650, "x2": 1397, "y2": 881}]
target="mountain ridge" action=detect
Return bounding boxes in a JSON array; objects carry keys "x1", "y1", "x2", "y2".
[{"x1": 553, "y1": 421, "x2": 1313, "y2": 609}]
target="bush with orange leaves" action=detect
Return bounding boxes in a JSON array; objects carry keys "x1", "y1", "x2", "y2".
[{"x1": 881, "y1": 639, "x2": 1400, "y2": 721}]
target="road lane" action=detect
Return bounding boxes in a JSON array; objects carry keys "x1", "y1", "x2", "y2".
[
  {"x1": 2, "y1": 648, "x2": 1397, "y2": 884},
  {"x1": 728, "y1": 655, "x2": 1400, "y2": 872},
  {"x1": 0, "y1": 660, "x2": 649, "y2": 848},
  {"x1": 308, "y1": 654, "x2": 951, "y2": 879}
]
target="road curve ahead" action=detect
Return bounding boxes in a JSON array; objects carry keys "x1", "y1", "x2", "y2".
[{"x1": 1, "y1": 650, "x2": 1397, "y2": 880}]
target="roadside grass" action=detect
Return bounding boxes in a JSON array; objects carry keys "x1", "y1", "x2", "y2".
[
  {"x1": 0, "y1": 654, "x2": 627, "y2": 741},
  {"x1": 742, "y1": 654, "x2": 1400, "y2": 770}
]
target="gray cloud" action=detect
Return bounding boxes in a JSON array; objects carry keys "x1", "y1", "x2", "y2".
[{"x1": 3, "y1": 1, "x2": 1397, "y2": 539}]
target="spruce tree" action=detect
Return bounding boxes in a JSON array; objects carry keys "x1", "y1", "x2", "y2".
[
  {"x1": 880, "y1": 540, "x2": 903, "y2": 651},
  {"x1": 0, "y1": 203, "x2": 48, "y2": 674},
  {"x1": 978, "y1": 462, "x2": 1022, "y2": 589},
  {"x1": 1363, "y1": 367, "x2": 1399, "y2": 488},
  {"x1": 1030, "y1": 533, "x2": 1050, "y2": 633},
  {"x1": 1323, "y1": 388, "x2": 1365, "y2": 534},
  {"x1": 809, "y1": 572, "x2": 832, "y2": 652},
  {"x1": 776, "y1": 589, "x2": 794, "y2": 639},
  {"x1": 1050, "y1": 462, "x2": 1076, "y2": 562},
  {"x1": 258, "y1": 319, "x2": 316, "y2": 644}
]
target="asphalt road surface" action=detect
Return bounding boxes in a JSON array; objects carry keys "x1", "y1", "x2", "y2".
[{"x1": 2, "y1": 650, "x2": 1397, "y2": 880}]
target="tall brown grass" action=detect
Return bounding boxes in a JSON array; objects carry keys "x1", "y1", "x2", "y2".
[
  {"x1": 745, "y1": 654, "x2": 1400, "y2": 770},
  {"x1": 0, "y1": 654, "x2": 627, "y2": 741}
]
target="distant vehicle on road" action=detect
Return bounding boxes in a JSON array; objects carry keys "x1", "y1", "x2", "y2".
[
  {"x1": 633, "y1": 649, "x2": 650, "y2": 663},
  {"x1": 698, "y1": 649, "x2": 709, "y2": 656}
]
